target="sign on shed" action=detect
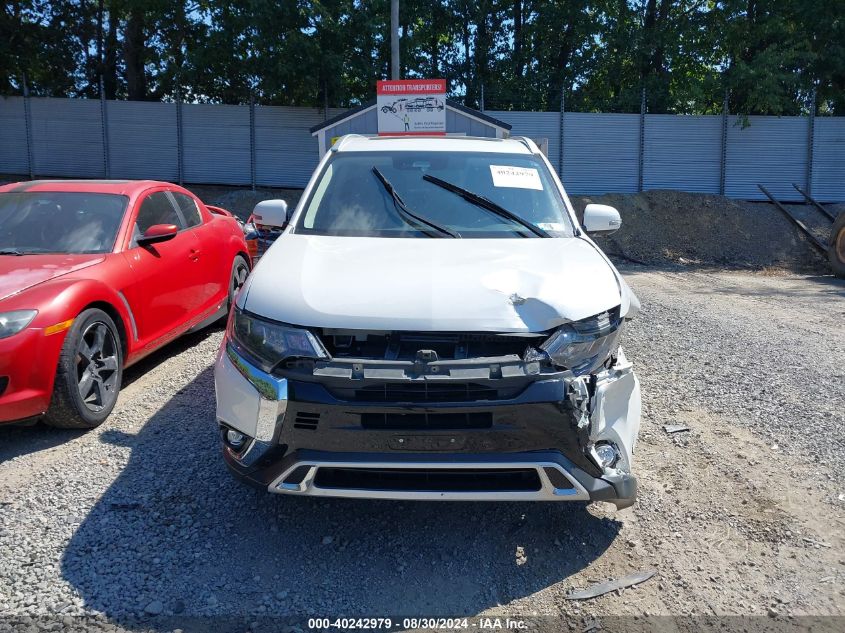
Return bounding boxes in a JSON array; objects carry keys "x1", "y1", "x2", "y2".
[{"x1": 377, "y1": 79, "x2": 447, "y2": 135}]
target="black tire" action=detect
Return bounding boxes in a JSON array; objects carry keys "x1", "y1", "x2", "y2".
[
  {"x1": 44, "y1": 308, "x2": 123, "y2": 429},
  {"x1": 829, "y1": 212, "x2": 845, "y2": 279},
  {"x1": 227, "y1": 255, "x2": 250, "y2": 310}
]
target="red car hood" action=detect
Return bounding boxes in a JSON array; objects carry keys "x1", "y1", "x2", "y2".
[{"x1": 0, "y1": 254, "x2": 105, "y2": 302}]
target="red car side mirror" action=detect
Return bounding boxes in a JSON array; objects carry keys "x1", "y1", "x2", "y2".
[{"x1": 137, "y1": 223, "x2": 179, "y2": 246}]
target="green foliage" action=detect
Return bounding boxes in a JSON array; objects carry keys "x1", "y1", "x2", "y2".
[{"x1": 2, "y1": 0, "x2": 841, "y2": 114}]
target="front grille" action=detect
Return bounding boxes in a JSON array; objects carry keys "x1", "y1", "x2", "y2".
[
  {"x1": 361, "y1": 411, "x2": 492, "y2": 430},
  {"x1": 329, "y1": 381, "x2": 524, "y2": 403},
  {"x1": 313, "y1": 467, "x2": 542, "y2": 492},
  {"x1": 320, "y1": 330, "x2": 544, "y2": 360},
  {"x1": 354, "y1": 381, "x2": 498, "y2": 403}
]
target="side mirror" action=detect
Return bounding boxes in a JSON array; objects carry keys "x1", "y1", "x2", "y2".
[
  {"x1": 583, "y1": 204, "x2": 622, "y2": 235},
  {"x1": 251, "y1": 199, "x2": 290, "y2": 229},
  {"x1": 137, "y1": 223, "x2": 178, "y2": 245}
]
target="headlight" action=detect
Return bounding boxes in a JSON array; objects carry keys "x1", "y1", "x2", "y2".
[
  {"x1": 0, "y1": 310, "x2": 38, "y2": 339},
  {"x1": 229, "y1": 306, "x2": 328, "y2": 372},
  {"x1": 539, "y1": 308, "x2": 622, "y2": 375}
]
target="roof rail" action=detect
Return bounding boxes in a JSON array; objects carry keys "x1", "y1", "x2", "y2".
[
  {"x1": 366, "y1": 135, "x2": 504, "y2": 142},
  {"x1": 331, "y1": 134, "x2": 367, "y2": 152},
  {"x1": 510, "y1": 136, "x2": 538, "y2": 153}
]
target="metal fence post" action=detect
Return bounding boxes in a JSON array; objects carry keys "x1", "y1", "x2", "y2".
[
  {"x1": 720, "y1": 88, "x2": 728, "y2": 196},
  {"x1": 637, "y1": 87, "x2": 646, "y2": 192},
  {"x1": 249, "y1": 93, "x2": 256, "y2": 191},
  {"x1": 99, "y1": 76, "x2": 111, "y2": 178},
  {"x1": 806, "y1": 88, "x2": 816, "y2": 196},
  {"x1": 176, "y1": 88, "x2": 184, "y2": 185},
  {"x1": 557, "y1": 86, "x2": 564, "y2": 179},
  {"x1": 22, "y1": 74, "x2": 35, "y2": 180}
]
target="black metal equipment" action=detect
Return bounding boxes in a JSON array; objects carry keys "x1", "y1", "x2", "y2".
[
  {"x1": 791, "y1": 183, "x2": 837, "y2": 222},
  {"x1": 757, "y1": 184, "x2": 829, "y2": 254}
]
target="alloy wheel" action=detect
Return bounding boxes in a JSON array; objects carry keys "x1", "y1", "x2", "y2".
[
  {"x1": 233, "y1": 262, "x2": 249, "y2": 294},
  {"x1": 75, "y1": 321, "x2": 119, "y2": 412}
]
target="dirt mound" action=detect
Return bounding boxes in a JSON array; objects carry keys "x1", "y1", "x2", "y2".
[
  {"x1": 187, "y1": 184, "x2": 304, "y2": 222},
  {"x1": 572, "y1": 190, "x2": 839, "y2": 272}
]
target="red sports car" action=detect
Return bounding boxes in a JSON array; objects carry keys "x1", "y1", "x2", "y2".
[{"x1": 0, "y1": 180, "x2": 250, "y2": 429}]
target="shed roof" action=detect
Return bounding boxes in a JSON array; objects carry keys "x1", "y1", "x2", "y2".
[{"x1": 309, "y1": 99, "x2": 512, "y2": 135}]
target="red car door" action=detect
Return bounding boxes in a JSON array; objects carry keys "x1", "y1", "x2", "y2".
[
  {"x1": 121, "y1": 189, "x2": 206, "y2": 348},
  {"x1": 168, "y1": 190, "x2": 226, "y2": 310}
]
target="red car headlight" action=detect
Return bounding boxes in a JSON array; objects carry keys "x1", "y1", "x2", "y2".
[{"x1": 0, "y1": 310, "x2": 38, "y2": 339}]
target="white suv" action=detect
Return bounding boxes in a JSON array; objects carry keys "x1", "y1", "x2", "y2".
[{"x1": 214, "y1": 135, "x2": 641, "y2": 508}]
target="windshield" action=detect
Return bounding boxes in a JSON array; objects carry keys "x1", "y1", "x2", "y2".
[
  {"x1": 0, "y1": 192, "x2": 128, "y2": 254},
  {"x1": 297, "y1": 150, "x2": 575, "y2": 238}
]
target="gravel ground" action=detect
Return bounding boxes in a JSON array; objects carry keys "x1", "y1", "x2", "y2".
[{"x1": 0, "y1": 268, "x2": 843, "y2": 632}]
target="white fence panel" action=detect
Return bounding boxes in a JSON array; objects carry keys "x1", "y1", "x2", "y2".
[
  {"x1": 488, "y1": 110, "x2": 560, "y2": 173},
  {"x1": 29, "y1": 98, "x2": 104, "y2": 178},
  {"x1": 182, "y1": 103, "x2": 251, "y2": 185},
  {"x1": 0, "y1": 97, "x2": 29, "y2": 175},
  {"x1": 725, "y1": 115, "x2": 808, "y2": 200},
  {"x1": 644, "y1": 114, "x2": 721, "y2": 194},
  {"x1": 562, "y1": 113, "x2": 640, "y2": 194},
  {"x1": 255, "y1": 106, "x2": 329, "y2": 188},
  {"x1": 0, "y1": 97, "x2": 842, "y2": 200},
  {"x1": 107, "y1": 101, "x2": 178, "y2": 181},
  {"x1": 811, "y1": 117, "x2": 845, "y2": 202}
]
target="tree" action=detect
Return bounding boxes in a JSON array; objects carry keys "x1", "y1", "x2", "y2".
[
  {"x1": 2, "y1": 1, "x2": 84, "y2": 96},
  {"x1": 1, "y1": 0, "x2": 841, "y2": 115}
]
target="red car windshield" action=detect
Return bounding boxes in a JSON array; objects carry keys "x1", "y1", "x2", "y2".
[{"x1": 0, "y1": 192, "x2": 128, "y2": 254}]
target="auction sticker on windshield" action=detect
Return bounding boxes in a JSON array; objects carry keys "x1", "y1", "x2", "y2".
[{"x1": 490, "y1": 165, "x2": 543, "y2": 190}]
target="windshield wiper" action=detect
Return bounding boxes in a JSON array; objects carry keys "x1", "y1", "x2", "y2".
[
  {"x1": 422, "y1": 174, "x2": 550, "y2": 238},
  {"x1": 0, "y1": 248, "x2": 25, "y2": 255},
  {"x1": 372, "y1": 167, "x2": 460, "y2": 238}
]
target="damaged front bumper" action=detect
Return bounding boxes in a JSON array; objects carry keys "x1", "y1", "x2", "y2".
[{"x1": 214, "y1": 343, "x2": 641, "y2": 508}]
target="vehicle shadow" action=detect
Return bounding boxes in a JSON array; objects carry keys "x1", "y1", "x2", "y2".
[
  {"x1": 0, "y1": 423, "x2": 83, "y2": 464},
  {"x1": 0, "y1": 325, "x2": 223, "y2": 464},
  {"x1": 60, "y1": 366, "x2": 622, "y2": 629}
]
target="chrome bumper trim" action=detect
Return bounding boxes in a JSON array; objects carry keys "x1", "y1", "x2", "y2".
[
  {"x1": 225, "y1": 343, "x2": 287, "y2": 442},
  {"x1": 268, "y1": 459, "x2": 591, "y2": 502},
  {"x1": 223, "y1": 437, "x2": 275, "y2": 469}
]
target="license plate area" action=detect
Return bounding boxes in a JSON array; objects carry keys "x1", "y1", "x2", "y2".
[{"x1": 389, "y1": 435, "x2": 467, "y2": 451}]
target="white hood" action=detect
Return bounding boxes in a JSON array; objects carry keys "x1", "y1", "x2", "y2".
[{"x1": 241, "y1": 234, "x2": 626, "y2": 332}]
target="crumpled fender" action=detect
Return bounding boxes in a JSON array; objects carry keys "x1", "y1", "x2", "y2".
[
  {"x1": 587, "y1": 347, "x2": 641, "y2": 472},
  {"x1": 618, "y1": 275, "x2": 641, "y2": 320},
  {"x1": 563, "y1": 346, "x2": 641, "y2": 474}
]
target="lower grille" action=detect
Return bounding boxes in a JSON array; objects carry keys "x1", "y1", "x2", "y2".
[
  {"x1": 313, "y1": 467, "x2": 542, "y2": 492},
  {"x1": 293, "y1": 411, "x2": 320, "y2": 430},
  {"x1": 360, "y1": 411, "x2": 492, "y2": 430},
  {"x1": 0, "y1": 376, "x2": 7, "y2": 397}
]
